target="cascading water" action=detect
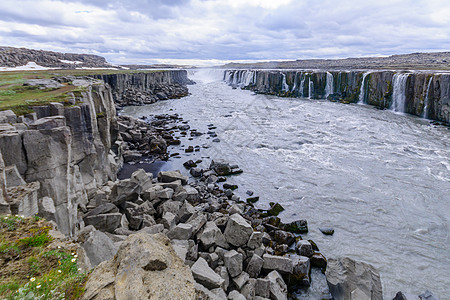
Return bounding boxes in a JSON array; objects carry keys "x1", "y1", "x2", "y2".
[
  {"x1": 281, "y1": 72, "x2": 289, "y2": 92},
  {"x1": 423, "y1": 77, "x2": 433, "y2": 119},
  {"x1": 325, "y1": 72, "x2": 334, "y2": 98},
  {"x1": 358, "y1": 72, "x2": 370, "y2": 104},
  {"x1": 308, "y1": 75, "x2": 314, "y2": 99},
  {"x1": 292, "y1": 71, "x2": 299, "y2": 92},
  {"x1": 391, "y1": 73, "x2": 410, "y2": 113},
  {"x1": 299, "y1": 74, "x2": 305, "y2": 97}
]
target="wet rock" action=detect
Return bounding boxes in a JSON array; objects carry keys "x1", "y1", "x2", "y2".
[
  {"x1": 247, "y1": 196, "x2": 259, "y2": 204},
  {"x1": 272, "y1": 230, "x2": 295, "y2": 246},
  {"x1": 310, "y1": 252, "x2": 327, "y2": 268},
  {"x1": 282, "y1": 219, "x2": 308, "y2": 234},
  {"x1": 224, "y1": 249, "x2": 244, "y2": 277},
  {"x1": 224, "y1": 213, "x2": 253, "y2": 247},
  {"x1": 325, "y1": 257, "x2": 382, "y2": 300},
  {"x1": 267, "y1": 202, "x2": 285, "y2": 216},
  {"x1": 183, "y1": 159, "x2": 197, "y2": 169},
  {"x1": 393, "y1": 291, "x2": 408, "y2": 300},
  {"x1": 191, "y1": 257, "x2": 225, "y2": 289},
  {"x1": 185, "y1": 146, "x2": 194, "y2": 153},
  {"x1": 262, "y1": 254, "x2": 293, "y2": 274},
  {"x1": 223, "y1": 183, "x2": 238, "y2": 190},
  {"x1": 419, "y1": 290, "x2": 439, "y2": 300},
  {"x1": 190, "y1": 167, "x2": 203, "y2": 177},
  {"x1": 320, "y1": 227, "x2": 335, "y2": 235},
  {"x1": 288, "y1": 255, "x2": 311, "y2": 287},
  {"x1": 296, "y1": 240, "x2": 314, "y2": 257}
]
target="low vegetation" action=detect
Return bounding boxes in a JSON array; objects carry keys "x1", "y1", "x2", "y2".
[
  {"x1": 0, "y1": 69, "x2": 159, "y2": 115},
  {"x1": 0, "y1": 215, "x2": 87, "y2": 300}
]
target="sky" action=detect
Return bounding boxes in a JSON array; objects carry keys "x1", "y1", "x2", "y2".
[{"x1": 0, "y1": 0, "x2": 449, "y2": 66}]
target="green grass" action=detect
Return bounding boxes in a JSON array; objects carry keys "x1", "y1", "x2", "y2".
[{"x1": 0, "y1": 215, "x2": 88, "y2": 300}]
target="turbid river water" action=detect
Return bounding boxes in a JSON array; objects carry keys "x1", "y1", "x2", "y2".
[{"x1": 122, "y1": 70, "x2": 450, "y2": 299}]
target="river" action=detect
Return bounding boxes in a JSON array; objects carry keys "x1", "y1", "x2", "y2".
[{"x1": 122, "y1": 69, "x2": 450, "y2": 299}]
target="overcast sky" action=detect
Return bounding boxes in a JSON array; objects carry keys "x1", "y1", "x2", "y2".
[{"x1": 0, "y1": 0, "x2": 449, "y2": 66}]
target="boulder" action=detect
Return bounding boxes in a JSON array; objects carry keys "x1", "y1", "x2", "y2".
[
  {"x1": 82, "y1": 233, "x2": 196, "y2": 300},
  {"x1": 296, "y1": 240, "x2": 314, "y2": 257},
  {"x1": 84, "y1": 203, "x2": 118, "y2": 218},
  {"x1": 224, "y1": 249, "x2": 244, "y2": 277},
  {"x1": 198, "y1": 221, "x2": 229, "y2": 249},
  {"x1": 168, "y1": 223, "x2": 194, "y2": 240},
  {"x1": 266, "y1": 271, "x2": 288, "y2": 300},
  {"x1": 255, "y1": 278, "x2": 271, "y2": 298},
  {"x1": 246, "y1": 254, "x2": 264, "y2": 278},
  {"x1": 7, "y1": 181, "x2": 40, "y2": 216},
  {"x1": 0, "y1": 110, "x2": 17, "y2": 123},
  {"x1": 84, "y1": 212, "x2": 122, "y2": 233},
  {"x1": 78, "y1": 226, "x2": 118, "y2": 267},
  {"x1": 191, "y1": 257, "x2": 225, "y2": 289},
  {"x1": 288, "y1": 255, "x2": 311, "y2": 287},
  {"x1": 223, "y1": 213, "x2": 253, "y2": 247},
  {"x1": 228, "y1": 290, "x2": 246, "y2": 300},
  {"x1": 158, "y1": 170, "x2": 188, "y2": 185},
  {"x1": 232, "y1": 271, "x2": 250, "y2": 290},
  {"x1": 325, "y1": 257, "x2": 382, "y2": 300},
  {"x1": 262, "y1": 254, "x2": 293, "y2": 274}
]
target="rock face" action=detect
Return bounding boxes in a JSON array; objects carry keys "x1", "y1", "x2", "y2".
[
  {"x1": 225, "y1": 70, "x2": 450, "y2": 124},
  {"x1": 325, "y1": 257, "x2": 383, "y2": 300},
  {"x1": 82, "y1": 232, "x2": 196, "y2": 300},
  {"x1": 0, "y1": 46, "x2": 111, "y2": 69},
  {"x1": 93, "y1": 71, "x2": 193, "y2": 106},
  {"x1": 0, "y1": 82, "x2": 119, "y2": 236}
]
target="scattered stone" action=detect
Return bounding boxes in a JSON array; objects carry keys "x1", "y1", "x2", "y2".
[
  {"x1": 282, "y1": 219, "x2": 308, "y2": 234},
  {"x1": 247, "y1": 196, "x2": 260, "y2": 204},
  {"x1": 246, "y1": 254, "x2": 264, "y2": 278},
  {"x1": 296, "y1": 240, "x2": 314, "y2": 257},
  {"x1": 262, "y1": 254, "x2": 293, "y2": 274},
  {"x1": 158, "y1": 170, "x2": 188, "y2": 185},
  {"x1": 224, "y1": 249, "x2": 244, "y2": 277},
  {"x1": 183, "y1": 160, "x2": 197, "y2": 169},
  {"x1": 84, "y1": 213, "x2": 122, "y2": 233},
  {"x1": 224, "y1": 213, "x2": 253, "y2": 247},
  {"x1": 167, "y1": 223, "x2": 194, "y2": 240},
  {"x1": 191, "y1": 257, "x2": 225, "y2": 289},
  {"x1": 320, "y1": 227, "x2": 335, "y2": 235},
  {"x1": 267, "y1": 202, "x2": 285, "y2": 216},
  {"x1": 266, "y1": 270, "x2": 288, "y2": 300}
]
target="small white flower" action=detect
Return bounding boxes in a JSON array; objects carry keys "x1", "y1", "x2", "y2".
[
  {"x1": 20, "y1": 215, "x2": 24, "y2": 218},
  {"x1": 36, "y1": 285, "x2": 41, "y2": 289},
  {"x1": 57, "y1": 246, "x2": 61, "y2": 249},
  {"x1": 30, "y1": 278, "x2": 35, "y2": 282},
  {"x1": 71, "y1": 258, "x2": 76, "y2": 262},
  {"x1": 58, "y1": 270, "x2": 62, "y2": 273},
  {"x1": 74, "y1": 255, "x2": 78, "y2": 258},
  {"x1": 77, "y1": 268, "x2": 82, "y2": 271},
  {"x1": 4, "y1": 217, "x2": 7, "y2": 219},
  {"x1": 49, "y1": 279, "x2": 52, "y2": 282},
  {"x1": 71, "y1": 253, "x2": 75, "y2": 255}
]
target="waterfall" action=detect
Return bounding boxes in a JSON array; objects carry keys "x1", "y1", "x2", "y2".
[
  {"x1": 325, "y1": 72, "x2": 334, "y2": 98},
  {"x1": 308, "y1": 75, "x2": 314, "y2": 99},
  {"x1": 281, "y1": 73, "x2": 289, "y2": 92},
  {"x1": 299, "y1": 73, "x2": 305, "y2": 97},
  {"x1": 241, "y1": 70, "x2": 254, "y2": 87},
  {"x1": 391, "y1": 73, "x2": 410, "y2": 113},
  {"x1": 358, "y1": 72, "x2": 370, "y2": 104},
  {"x1": 292, "y1": 71, "x2": 299, "y2": 92},
  {"x1": 423, "y1": 77, "x2": 433, "y2": 119}
]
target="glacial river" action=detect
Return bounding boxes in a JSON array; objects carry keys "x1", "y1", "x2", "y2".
[{"x1": 123, "y1": 70, "x2": 450, "y2": 299}]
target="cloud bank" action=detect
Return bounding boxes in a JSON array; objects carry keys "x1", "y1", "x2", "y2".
[{"x1": 0, "y1": 0, "x2": 449, "y2": 65}]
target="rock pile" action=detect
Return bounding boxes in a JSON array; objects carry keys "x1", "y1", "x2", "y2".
[{"x1": 80, "y1": 158, "x2": 328, "y2": 299}]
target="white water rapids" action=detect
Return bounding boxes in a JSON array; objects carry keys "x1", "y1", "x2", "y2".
[{"x1": 123, "y1": 69, "x2": 450, "y2": 299}]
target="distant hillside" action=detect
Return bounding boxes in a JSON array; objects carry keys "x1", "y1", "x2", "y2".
[
  {"x1": 0, "y1": 46, "x2": 114, "y2": 69},
  {"x1": 222, "y1": 52, "x2": 450, "y2": 70}
]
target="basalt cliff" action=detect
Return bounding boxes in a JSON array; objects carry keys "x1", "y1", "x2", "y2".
[{"x1": 224, "y1": 69, "x2": 450, "y2": 124}]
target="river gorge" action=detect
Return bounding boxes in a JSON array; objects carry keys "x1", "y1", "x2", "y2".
[{"x1": 121, "y1": 69, "x2": 450, "y2": 299}]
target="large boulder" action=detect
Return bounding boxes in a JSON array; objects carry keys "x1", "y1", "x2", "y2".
[
  {"x1": 158, "y1": 170, "x2": 188, "y2": 185},
  {"x1": 82, "y1": 233, "x2": 196, "y2": 300},
  {"x1": 78, "y1": 226, "x2": 118, "y2": 267},
  {"x1": 191, "y1": 257, "x2": 225, "y2": 290},
  {"x1": 223, "y1": 213, "x2": 253, "y2": 247},
  {"x1": 325, "y1": 257, "x2": 382, "y2": 300}
]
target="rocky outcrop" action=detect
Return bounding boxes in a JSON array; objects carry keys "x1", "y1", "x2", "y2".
[
  {"x1": 325, "y1": 257, "x2": 382, "y2": 300},
  {"x1": 0, "y1": 46, "x2": 113, "y2": 69},
  {"x1": 82, "y1": 232, "x2": 196, "y2": 300},
  {"x1": 93, "y1": 71, "x2": 193, "y2": 106},
  {"x1": 0, "y1": 82, "x2": 119, "y2": 236},
  {"x1": 225, "y1": 70, "x2": 450, "y2": 124}
]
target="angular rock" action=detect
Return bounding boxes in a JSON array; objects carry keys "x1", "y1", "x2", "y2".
[
  {"x1": 199, "y1": 221, "x2": 229, "y2": 249},
  {"x1": 156, "y1": 187, "x2": 174, "y2": 200},
  {"x1": 78, "y1": 226, "x2": 118, "y2": 267},
  {"x1": 266, "y1": 271, "x2": 288, "y2": 300},
  {"x1": 255, "y1": 278, "x2": 271, "y2": 298},
  {"x1": 85, "y1": 203, "x2": 119, "y2": 218},
  {"x1": 158, "y1": 170, "x2": 188, "y2": 185},
  {"x1": 232, "y1": 271, "x2": 250, "y2": 290},
  {"x1": 4, "y1": 165, "x2": 26, "y2": 187},
  {"x1": 167, "y1": 223, "x2": 194, "y2": 240},
  {"x1": 162, "y1": 211, "x2": 177, "y2": 229},
  {"x1": 177, "y1": 201, "x2": 195, "y2": 223},
  {"x1": 288, "y1": 255, "x2": 311, "y2": 287},
  {"x1": 224, "y1": 213, "x2": 253, "y2": 247},
  {"x1": 246, "y1": 254, "x2": 264, "y2": 278},
  {"x1": 37, "y1": 196, "x2": 56, "y2": 222},
  {"x1": 191, "y1": 257, "x2": 225, "y2": 289},
  {"x1": 325, "y1": 257, "x2": 382, "y2": 300},
  {"x1": 224, "y1": 249, "x2": 243, "y2": 277},
  {"x1": 262, "y1": 254, "x2": 293, "y2": 274},
  {"x1": 296, "y1": 240, "x2": 314, "y2": 257},
  {"x1": 310, "y1": 252, "x2": 327, "y2": 268}
]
